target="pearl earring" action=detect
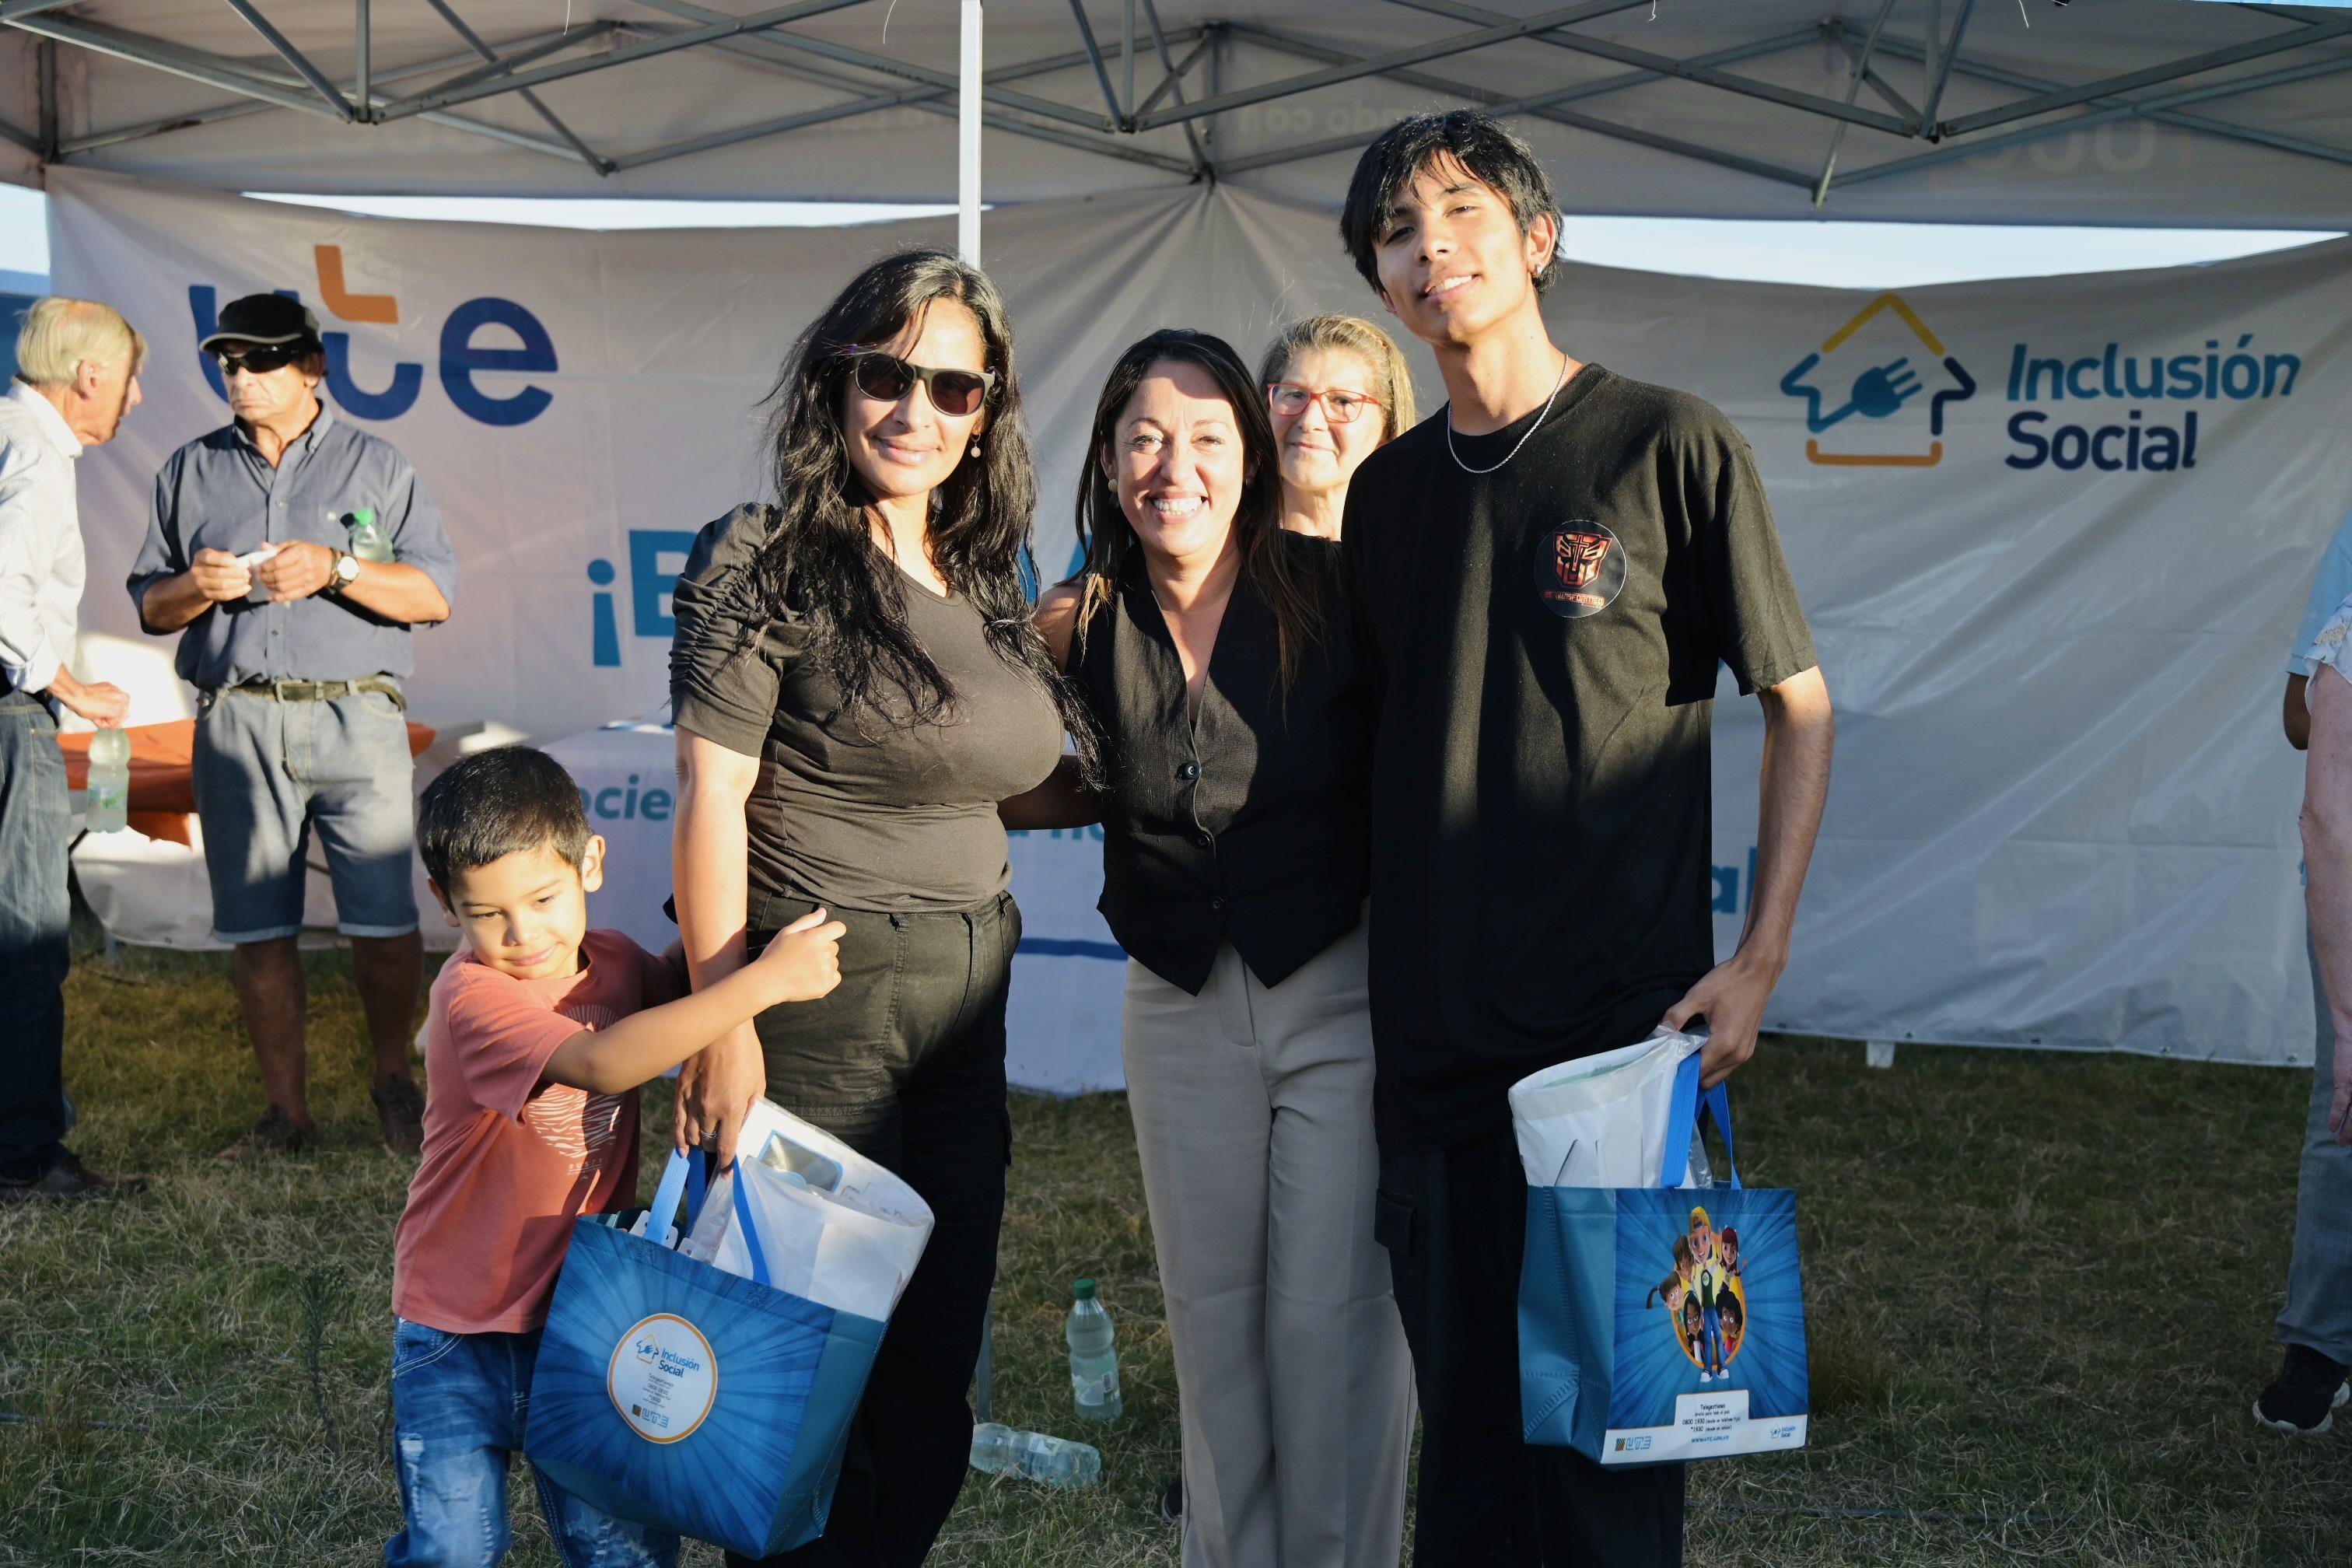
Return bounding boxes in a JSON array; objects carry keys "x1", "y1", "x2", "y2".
[{"x1": 970, "y1": 440, "x2": 982, "y2": 457}]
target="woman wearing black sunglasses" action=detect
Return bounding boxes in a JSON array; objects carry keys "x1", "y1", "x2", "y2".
[{"x1": 667, "y1": 248, "x2": 1092, "y2": 1568}]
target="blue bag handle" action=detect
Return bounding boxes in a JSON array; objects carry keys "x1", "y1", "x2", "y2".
[
  {"x1": 731, "y1": 1160, "x2": 773, "y2": 1289},
  {"x1": 646, "y1": 1148, "x2": 694, "y2": 1241},
  {"x1": 642, "y1": 1148, "x2": 777, "y2": 1289},
  {"x1": 1657, "y1": 1048, "x2": 1743, "y2": 1190}
]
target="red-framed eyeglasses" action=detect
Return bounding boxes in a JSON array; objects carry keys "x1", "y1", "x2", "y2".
[{"x1": 1265, "y1": 382, "x2": 1381, "y2": 425}]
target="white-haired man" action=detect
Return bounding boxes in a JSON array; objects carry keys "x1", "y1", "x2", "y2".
[{"x1": 0, "y1": 296, "x2": 146, "y2": 1201}]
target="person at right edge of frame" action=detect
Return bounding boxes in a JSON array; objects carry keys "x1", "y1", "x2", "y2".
[
  {"x1": 2256, "y1": 502, "x2": 2352, "y2": 1437},
  {"x1": 1333, "y1": 110, "x2": 1836, "y2": 1566}
]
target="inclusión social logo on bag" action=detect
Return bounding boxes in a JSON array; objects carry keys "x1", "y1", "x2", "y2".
[{"x1": 608, "y1": 1313, "x2": 717, "y2": 1443}]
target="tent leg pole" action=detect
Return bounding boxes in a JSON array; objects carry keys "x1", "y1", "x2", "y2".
[
  {"x1": 959, "y1": 0, "x2": 982, "y2": 265},
  {"x1": 355, "y1": 0, "x2": 369, "y2": 117}
]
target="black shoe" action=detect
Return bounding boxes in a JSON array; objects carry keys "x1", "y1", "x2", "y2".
[
  {"x1": 0, "y1": 1151, "x2": 149, "y2": 1202},
  {"x1": 372, "y1": 1077, "x2": 426, "y2": 1158},
  {"x1": 2255, "y1": 1345, "x2": 2350, "y2": 1436},
  {"x1": 1158, "y1": 1474, "x2": 1184, "y2": 1526},
  {"x1": 216, "y1": 1104, "x2": 313, "y2": 1163}
]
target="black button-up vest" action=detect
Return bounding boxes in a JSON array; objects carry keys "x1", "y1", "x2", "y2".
[{"x1": 1070, "y1": 533, "x2": 1373, "y2": 995}]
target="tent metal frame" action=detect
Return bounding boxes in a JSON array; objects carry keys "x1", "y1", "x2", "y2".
[{"x1": 3, "y1": 0, "x2": 2349, "y2": 213}]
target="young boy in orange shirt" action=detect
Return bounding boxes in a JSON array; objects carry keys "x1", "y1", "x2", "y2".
[{"x1": 385, "y1": 746, "x2": 843, "y2": 1567}]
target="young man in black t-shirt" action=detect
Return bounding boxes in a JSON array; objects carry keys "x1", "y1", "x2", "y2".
[{"x1": 1335, "y1": 111, "x2": 1836, "y2": 1566}]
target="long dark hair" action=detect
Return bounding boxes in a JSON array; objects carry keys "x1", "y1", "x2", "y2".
[
  {"x1": 1072, "y1": 329, "x2": 1325, "y2": 690},
  {"x1": 740, "y1": 247, "x2": 1093, "y2": 769}
]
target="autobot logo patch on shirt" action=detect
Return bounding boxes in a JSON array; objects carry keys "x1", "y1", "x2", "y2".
[{"x1": 1537, "y1": 520, "x2": 1626, "y2": 619}]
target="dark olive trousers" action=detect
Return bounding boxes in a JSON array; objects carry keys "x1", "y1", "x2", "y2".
[{"x1": 728, "y1": 890, "x2": 1020, "y2": 1568}]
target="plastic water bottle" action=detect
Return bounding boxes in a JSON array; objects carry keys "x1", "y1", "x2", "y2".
[
  {"x1": 86, "y1": 725, "x2": 129, "y2": 833},
  {"x1": 344, "y1": 507, "x2": 394, "y2": 563},
  {"x1": 1066, "y1": 1278, "x2": 1122, "y2": 1422},
  {"x1": 968, "y1": 1423, "x2": 1101, "y2": 1487}
]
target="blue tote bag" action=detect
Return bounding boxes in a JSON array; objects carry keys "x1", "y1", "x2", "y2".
[
  {"x1": 1518, "y1": 1054, "x2": 1810, "y2": 1466},
  {"x1": 527, "y1": 1150, "x2": 886, "y2": 1556}
]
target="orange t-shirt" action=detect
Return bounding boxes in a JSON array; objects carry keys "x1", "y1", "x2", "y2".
[{"x1": 392, "y1": 929, "x2": 685, "y2": 1334}]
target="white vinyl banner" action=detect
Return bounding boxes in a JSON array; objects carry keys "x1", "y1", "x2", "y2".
[{"x1": 48, "y1": 169, "x2": 2352, "y2": 1085}]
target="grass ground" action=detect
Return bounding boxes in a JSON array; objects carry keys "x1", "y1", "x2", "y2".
[{"x1": 1, "y1": 928, "x2": 2344, "y2": 1566}]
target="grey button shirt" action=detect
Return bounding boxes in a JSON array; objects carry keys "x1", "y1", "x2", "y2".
[{"x1": 126, "y1": 404, "x2": 457, "y2": 687}]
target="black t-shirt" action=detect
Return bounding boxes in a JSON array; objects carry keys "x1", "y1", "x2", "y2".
[
  {"x1": 1068, "y1": 531, "x2": 1372, "y2": 994},
  {"x1": 1342, "y1": 364, "x2": 1816, "y2": 1153},
  {"x1": 669, "y1": 504, "x2": 1063, "y2": 914}
]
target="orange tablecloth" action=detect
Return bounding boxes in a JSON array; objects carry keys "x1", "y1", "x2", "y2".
[{"x1": 57, "y1": 717, "x2": 435, "y2": 846}]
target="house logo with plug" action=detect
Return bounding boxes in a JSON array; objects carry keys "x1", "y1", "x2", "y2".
[{"x1": 1777, "y1": 292, "x2": 1976, "y2": 467}]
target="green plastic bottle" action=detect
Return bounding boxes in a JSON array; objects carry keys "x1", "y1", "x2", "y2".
[{"x1": 344, "y1": 506, "x2": 394, "y2": 564}]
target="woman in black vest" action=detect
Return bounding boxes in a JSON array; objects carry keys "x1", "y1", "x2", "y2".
[
  {"x1": 669, "y1": 250, "x2": 1087, "y2": 1568},
  {"x1": 1010, "y1": 330, "x2": 1412, "y2": 1568}
]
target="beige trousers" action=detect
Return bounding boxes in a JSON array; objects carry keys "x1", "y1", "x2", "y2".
[{"x1": 1122, "y1": 919, "x2": 1415, "y2": 1568}]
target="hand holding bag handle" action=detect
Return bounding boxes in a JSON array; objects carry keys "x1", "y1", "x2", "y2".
[{"x1": 1657, "y1": 1052, "x2": 1742, "y2": 1190}]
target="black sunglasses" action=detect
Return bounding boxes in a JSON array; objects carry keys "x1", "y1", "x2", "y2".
[
  {"x1": 843, "y1": 351, "x2": 996, "y2": 418},
  {"x1": 215, "y1": 346, "x2": 299, "y2": 376}
]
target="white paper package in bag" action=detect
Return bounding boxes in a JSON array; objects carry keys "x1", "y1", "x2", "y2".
[
  {"x1": 1507, "y1": 1028, "x2": 1708, "y2": 1189},
  {"x1": 674, "y1": 1098, "x2": 936, "y2": 1321}
]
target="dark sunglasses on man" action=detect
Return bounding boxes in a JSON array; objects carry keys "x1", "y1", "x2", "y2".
[
  {"x1": 843, "y1": 350, "x2": 996, "y2": 418},
  {"x1": 216, "y1": 346, "x2": 301, "y2": 377}
]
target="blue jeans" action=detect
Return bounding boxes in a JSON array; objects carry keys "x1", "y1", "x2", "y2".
[
  {"x1": 2280, "y1": 935, "x2": 2352, "y2": 1364},
  {"x1": 386, "y1": 1317, "x2": 678, "y2": 1568},
  {"x1": 0, "y1": 690, "x2": 70, "y2": 1183}
]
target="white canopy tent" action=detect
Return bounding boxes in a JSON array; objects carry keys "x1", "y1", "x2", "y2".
[
  {"x1": 17, "y1": 0, "x2": 2352, "y2": 1087},
  {"x1": 0, "y1": 1, "x2": 2344, "y2": 227}
]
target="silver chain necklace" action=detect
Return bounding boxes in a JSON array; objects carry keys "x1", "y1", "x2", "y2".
[{"x1": 1446, "y1": 352, "x2": 1571, "y2": 476}]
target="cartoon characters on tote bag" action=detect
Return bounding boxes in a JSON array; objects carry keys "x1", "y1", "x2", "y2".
[{"x1": 1642, "y1": 1206, "x2": 1748, "y2": 1382}]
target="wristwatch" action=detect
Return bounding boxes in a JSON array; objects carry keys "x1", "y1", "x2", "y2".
[{"x1": 329, "y1": 550, "x2": 362, "y2": 592}]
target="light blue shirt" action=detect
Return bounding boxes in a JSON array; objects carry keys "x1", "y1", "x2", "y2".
[{"x1": 2291, "y1": 509, "x2": 2352, "y2": 676}]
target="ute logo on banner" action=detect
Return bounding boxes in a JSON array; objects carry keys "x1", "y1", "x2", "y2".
[
  {"x1": 1776, "y1": 292, "x2": 1977, "y2": 468},
  {"x1": 186, "y1": 244, "x2": 559, "y2": 428}
]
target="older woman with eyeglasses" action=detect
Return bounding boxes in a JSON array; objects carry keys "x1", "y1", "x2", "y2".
[{"x1": 1258, "y1": 315, "x2": 1418, "y2": 541}]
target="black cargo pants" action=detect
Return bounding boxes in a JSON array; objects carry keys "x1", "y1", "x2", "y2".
[{"x1": 727, "y1": 889, "x2": 1020, "y2": 1568}]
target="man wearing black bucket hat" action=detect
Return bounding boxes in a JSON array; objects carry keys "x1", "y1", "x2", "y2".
[{"x1": 127, "y1": 292, "x2": 458, "y2": 1160}]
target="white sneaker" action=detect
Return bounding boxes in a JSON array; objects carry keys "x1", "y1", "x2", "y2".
[{"x1": 1697, "y1": 1370, "x2": 1711, "y2": 1384}]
